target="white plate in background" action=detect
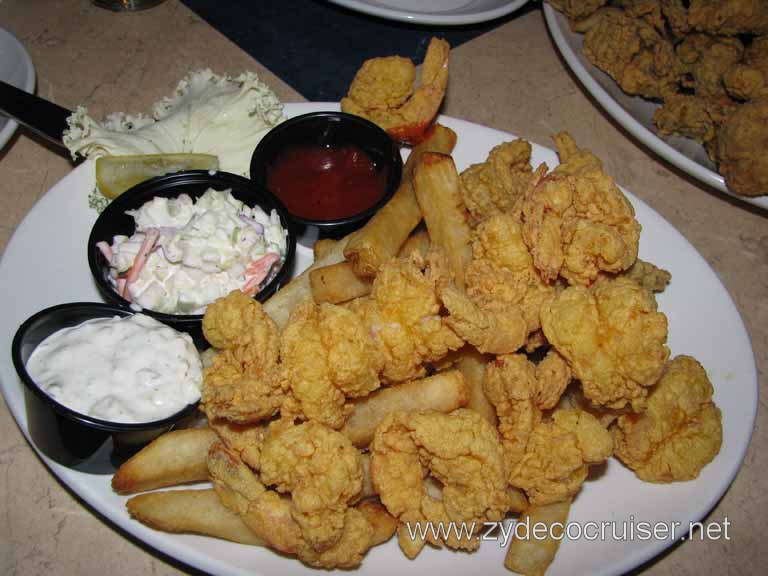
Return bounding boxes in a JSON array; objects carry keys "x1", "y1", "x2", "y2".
[
  {"x1": 0, "y1": 27, "x2": 36, "y2": 151},
  {"x1": 0, "y1": 102, "x2": 757, "y2": 576},
  {"x1": 326, "y1": 0, "x2": 529, "y2": 25},
  {"x1": 543, "y1": 4, "x2": 768, "y2": 210}
]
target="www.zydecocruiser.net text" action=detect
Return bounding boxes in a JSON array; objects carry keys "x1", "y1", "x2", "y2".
[{"x1": 404, "y1": 516, "x2": 731, "y2": 547}]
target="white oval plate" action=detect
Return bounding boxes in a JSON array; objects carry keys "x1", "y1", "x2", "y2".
[
  {"x1": 0, "y1": 103, "x2": 757, "y2": 576},
  {"x1": 326, "y1": 0, "x2": 529, "y2": 25},
  {"x1": 543, "y1": 4, "x2": 768, "y2": 210},
  {"x1": 0, "y1": 26, "x2": 36, "y2": 151}
]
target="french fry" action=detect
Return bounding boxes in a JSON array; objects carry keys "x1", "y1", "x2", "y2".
[
  {"x1": 455, "y1": 347, "x2": 497, "y2": 426},
  {"x1": 397, "y1": 227, "x2": 430, "y2": 258},
  {"x1": 309, "y1": 261, "x2": 372, "y2": 304},
  {"x1": 412, "y1": 152, "x2": 473, "y2": 290},
  {"x1": 126, "y1": 489, "x2": 265, "y2": 546},
  {"x1": 341, "y1": 370, "x2": 468, "y2": 448},
  {"x1": 360, "y1": 453, "x2": 376, "y2": 499},
  {"x1": 507, "y1": 487, "x2": 529, "y2": 514},
  {"x1": 263, "y1": 235, "x2": 350, "y2": 329},
  {"x1": 504, "y1": 499, "x2": 572, "y2": 576},
  {"x1": 313, "y1": 238, "x2": 338, "y2": 261},
  {"x1": 112, "y1": 428, "x2": 217, "y2": 494},
  {"x1": 344, "y1": 124, "x2": 457, "y2": 278}
]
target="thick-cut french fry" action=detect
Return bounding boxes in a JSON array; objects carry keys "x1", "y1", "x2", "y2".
[
  {"x1": 360, "y1": 453, "x2": 376, "y2": 499},
  {"x1": 456, "y1": 347, "x2": 497, "y2": 426},
  {"x1": 127, "y1": 489, "x2": 265, "y2": 546},
  {"x1": 504, "y1": 499, "x2": 572, "y2": 576},
  {"x1": 112, "y1": 428, "x2": 218, "y2": 494},
  {"x1": 397, "y1": 227, "x2": 430, "y2": 258},
  {"x1": 356, "y1": 499, "x2": 398, "y2": 546},
  {"x1": 264, "y1": 235, "x2": 350, "y2": 329},
  {"x1": 341, "y1": 370, "x2": 468, "y2": 448},
  {"x1": 344, "y1": 124, "x2": 457, "y2": 278},
  {"x1": 313, "y1": 238, "x2": 337, "y2": 261},
  {"x1": 413, "y1": 152, "x2": 473, "y2": 290},
  {"x1": 309, "y1": 261, "x2": 372, "y2": 304}
]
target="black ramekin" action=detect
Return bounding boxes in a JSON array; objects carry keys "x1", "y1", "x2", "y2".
[
  {"x1": 11, "y1": 302, "x2": 202, "y2": 472},
  {"x1": 249, "y1": 111, "x2": 402, "y2": 245},
  {"x1": 87, "y1": 170, "x2": 296, "y2": 345}
]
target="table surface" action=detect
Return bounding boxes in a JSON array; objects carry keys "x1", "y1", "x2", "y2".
[{"x1": 0, "y1": 1, "x2": 765, "y2": 574}]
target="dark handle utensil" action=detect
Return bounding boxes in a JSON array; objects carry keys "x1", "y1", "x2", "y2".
[{"x1": 0, "y1": 79, "x2": 72, "y2": 151}]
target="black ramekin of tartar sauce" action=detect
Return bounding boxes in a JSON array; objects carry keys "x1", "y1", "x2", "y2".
[
  {"x1": 11, "y1": 302, "x2": 202, "y2": 473},
  {"x1": 87, "y1": 170, "x2": 296, "y2": 346}
]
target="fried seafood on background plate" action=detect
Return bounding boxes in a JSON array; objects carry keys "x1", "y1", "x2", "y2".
[
  {"x1": 724, "y1": 36, "x2": 768, "y2": 101},
  {"x1": 484, "y1": 353, "x2": 613, "y2": 506},
  {"x1": 575, "y1": 7, "x2": 681, "y2": 99},
  {"x1": 541, "y1": 276, "x2": 669, "y2": 411},
  {"x1": 370, "y1": 409, "x2": 512, "y2": 558},
  {"x1": 715, "y1": 98, "x2": 768, "y2": 196},
  {"x1": 688, "y1": 0, "x2": 768, "y2": 36},
  {"x1": 548, "y1": 0, "x2": 609, "y2": 20},
  {"x1": 341, "y1": 37, "x2": 449, "y2": 145},
  {"x1": 612, "y1": 356, "x2": 723, "y2": 482}
]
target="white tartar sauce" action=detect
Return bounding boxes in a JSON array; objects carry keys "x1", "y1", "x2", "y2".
[
  {"x1": 104, "y1": 188, "x2": 287, "y2": 314},
  {"x1": 26, "y1": 314, "x2": 202, "y2": 424}
]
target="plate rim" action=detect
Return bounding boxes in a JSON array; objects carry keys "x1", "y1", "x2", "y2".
[
  {"x1": 542, "y1": 3, "x2": 768, "y2": 211},
  {"x1": 325, "y1": 0, "x2": 529, "y2": 26},
  {"x1": 0, "y1": 101, "x2": 759, "y2": 576},
  {"x1": 0, "y1": 26, "x2": 36, "y2": 151}
]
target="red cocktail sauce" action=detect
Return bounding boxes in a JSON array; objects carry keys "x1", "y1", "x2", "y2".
[{"x1": 266, "y1": 145, "x2": 388, "y2": 221}]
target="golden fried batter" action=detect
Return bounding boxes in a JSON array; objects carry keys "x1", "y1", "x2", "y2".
[
  {"x1": 724, "y1": 37, "x2": 768, "y2": 101},
  {"x1": 577, "y1": 7, "x2": 680, "y2": 99},
  {"x1": 541, "y1": 277, "x2": 669, "y2": 411},
  {"x1": 548, "y1": 0, "x2": 609, "y2": 20},
  {"x1": 459, "y1": 140, "x2": 544, "y2": 225},
  {"x1": 370, "y1": 409, "x2": 511, "y2": 558},
  {"x1": 612, "y1": 356, "x2": 722, "y2": 482},
  {"x1": 521, "y1": 133, "x2": 641, "y2": 286},
  {"x1": 201, "y1": 291, "x2": 283, "y2": 423},
  {"x1": 484, "y1": 354, "x2": 611, "y2": 506},
  {"x1": 621, "y1": 258, "x2": 671, "y2": 293},
  {"x1": 280, "y1": 302, "x2": 384, "y2": 428},
  {"x1": 348, "y1": 255, "x2": 463, "y2": 383},
  {"x1": 688, "y1": 0, "x2": 768, "y2": 36},
  {"x1": 259, "y1": 422, "x2": 364, "y2": 551},
  {"x1": 341, "y1": 37, "x2": 449, "y2": 144},
  {"x1": 715, "y1": 97, "x2": 768, "y2": 196},
  {"x1": 208, "y1": 442, "x2": 386, "y2": 568}
]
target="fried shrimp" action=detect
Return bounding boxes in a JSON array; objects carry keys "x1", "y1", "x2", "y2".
[
  {"x1": 201, "y1": 291, "x2": 283, "y2": 423},
  {"x1": 521, "y1": 133, "x2": 641, "y2": 286},
  {"x1": 541, "y1": 276, "x2": 669, "y2": 411},
  {"x1": 280, "y1": 301, "x2": 384, "y2": 428},
  {"x1": 341, "y1": 37, "x2": 450, "y2": 144},
  {"x1": 259, "y1": 422, "x2": 364, "y2": 551},
  {"x1": 612, "y1": 356, "x2": 722, "y2": 482},
  {"x1": 484, "y1": 353, "x2": 612, "y2": 506},
  {"x1": 208, "y1": 442, "x2": 392, "y2": 569},
  {"x1": 348, "y1": 255, "x2": 463, "y2": 384},
  {"x1": 370, "y1": 409, "x2": 511, "y2": 558}
]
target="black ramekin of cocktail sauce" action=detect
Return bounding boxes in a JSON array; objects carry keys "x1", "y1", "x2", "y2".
[{"x1": 250, "y1": 111, "x2": 402, "y2": 246}]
